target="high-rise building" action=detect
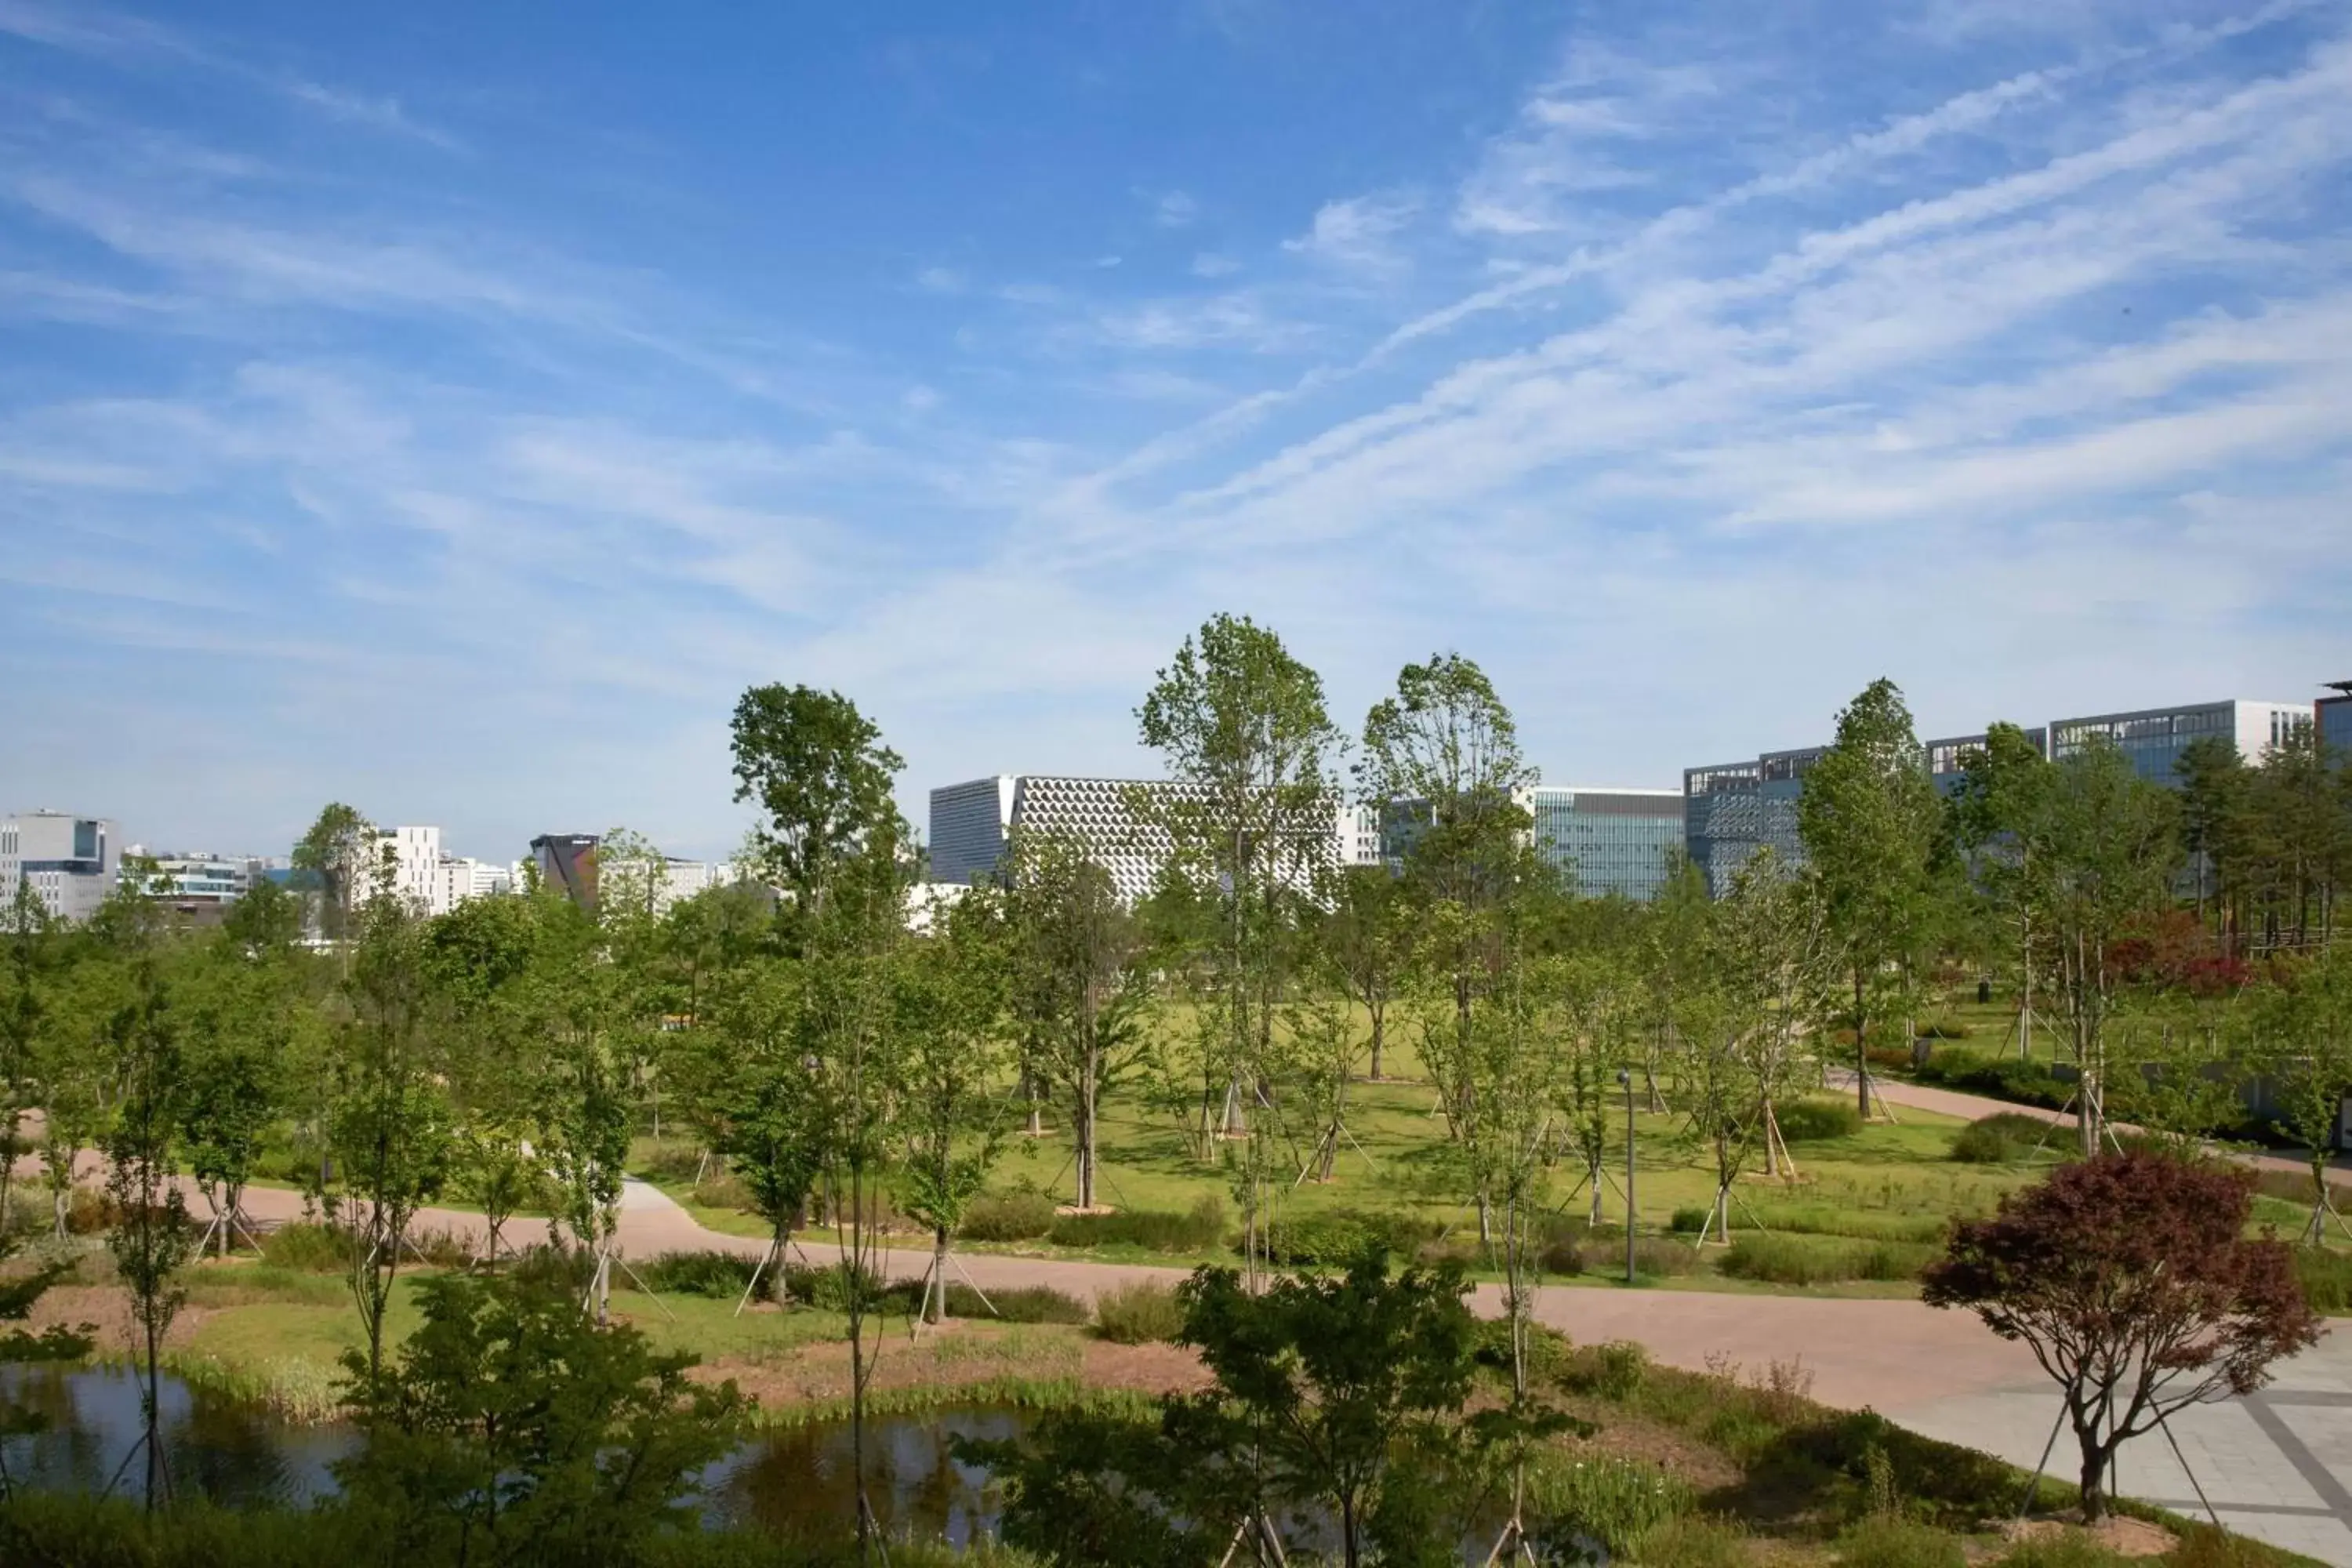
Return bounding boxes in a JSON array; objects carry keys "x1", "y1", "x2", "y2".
[
  {"x1": 1, "y1": 811, "x2": 119, "y2": 924},
  {"x1": 1679, "y1": 750, "x2": 1818, "y2": 897},
  {"x1": 372, "y1": 825, "x2": 445, "y2": 914},
  {"x1": 530, "y1": 833, "x2": 601, "y2": 909},
  {"x1": 1529, "y1": 787, "x2": 1687, "y2": 902},
  {"x1": 927, "y1": 775, "x2": 1373, "y2": 905}
]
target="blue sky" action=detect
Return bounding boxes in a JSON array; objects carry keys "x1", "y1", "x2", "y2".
[{"x1": 2, "y1": 0, "x2": 2348, "y2": 864}]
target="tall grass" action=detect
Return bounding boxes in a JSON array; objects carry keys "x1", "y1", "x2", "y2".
[
  {"x1": 1092, "y1": 1279, "x2": 1185, "y2": 1344},
  {"x1": 1719, "y1": 1234, "x2": 1933, "y2": 1286},
  {"x1": 1048, "y1": 1196, "x2": 1225, "y2": 1252},
  {"x1": 1523, "y1": 1451, "x2": 1693, "y2": 1555}
]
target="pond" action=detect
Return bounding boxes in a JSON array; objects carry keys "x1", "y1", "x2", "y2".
[
  {"x1": 0, "y1": 1369, "x2": 1590, "y2": 1563},
  {"x1": 0, "y1": 1366, "x2": 1014, "y2": 1544}
]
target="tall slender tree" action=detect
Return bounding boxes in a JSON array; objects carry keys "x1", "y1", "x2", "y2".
[{"x1": 1797, "y1": 679, "x2": 1941, "y2": 1118}]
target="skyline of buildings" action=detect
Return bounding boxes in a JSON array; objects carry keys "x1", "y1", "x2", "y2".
[{"x1": 9, "y1": 680, "x2": 2347, "y2": 925}]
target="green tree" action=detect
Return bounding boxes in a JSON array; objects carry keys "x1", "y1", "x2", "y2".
[
  {"x1": 329, "y1": 891, "x2": 456, "y2": 1377},
  {"x1": 699, "y1": 957, "x2": 825, "y2": 1306},
  {"x1": 1001, "y1": 830, "x2": 1149, "y2": 1212},
  {"x1": 336, "y1": 1271, "x2": 746, "y2": 1566},
  {"x1": 93, "y1": 873, "x2": 191, "y2": 1511},
  {"x1": 177, "y1": 896, "x2": 302, "y2": 1254},
  {"x1": 1323, "y1": 863, "x2": 1410, "y2": 1083},
  {"x1": 292, "y1": 801, "x2": 376, "y2": 942},
  {"x1": 1951, "y1": 722, "x2": 2059, "y2": 1063},
  {"x1": 2175, "y1": 734, "x2": 2252, "y2": 938},
  {"x1": 426, "y1": 892, "x2": 549, "y2": 1264},
  {"x1": 729, "y1": 684, "x2": 904, "y2": 934},
  {"x1": 2256, "y1": 944, "x2": 2352, "y2": 1243},
  {"x1": 2033, "y1": 739, "x2": 2182, "y2": 1155},
  {"x1": 0, "y1": 878, "x2": 53, "y2": 1235},
  {"x1": 1797, "y1": 678, "x2": 1941, "y2": 1117}
]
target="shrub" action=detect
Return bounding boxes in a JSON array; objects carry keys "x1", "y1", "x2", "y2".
[
  {"x1": 1719, "y1": 1235, "x2": 1930, "y2": 1286},
  {"x1": 410, "y1": 1226, "x2": 474, "y2": 1269},
  {"x1": 779, "y1": 1261, "x2": 887, "y2": 1312},
  {"x1": 1834, "y1": 1517, "x2": 1965, "y2": 1568},
  {"x1": 1092, "y1": 1279, "x2": 1185, "y2": 1344},
  {"x1": 1628, "y1": 1516, "x2": 1750, "y2": 1567},
  {"x1": 948, "y1": 1283, "x2": 1089, "y2": 1324},
  {"x1": 260, "y1": 1221, "x2": 347, "y2": 1273},
  {"x1": 636, "y1": 1249, "x2": 762, "y2": 1299},
  {"x1": 63, "y1": 1187, "x2": 116, "y2": 1236},
  {"x1": 1563, "y1": 1339, "x2": 1650, "y2": 1400},
  {"x1": 2294, "y1": 1247, "x2": 2352, "y2": 1314},
  {"x1": 690, "y1": 1170, "x2": 756, "y2": 1211},
  {"x1": 1915, "y1": 1019, "x2": 1972, "y2": 1041},
  {"x1": 1631, "y1": 1237, "x2": 1701, "y2": 1278},
  {"x1": 1263, "y1": 1208, "x2": 1435, "y2": 1266},
  {"x1": 1670, "y1": 1206, "x2": 1711, "y2": 1235},
  {"x1": 1774, "y1": 1099, "x2": 1863, "y2": 1143},
  {"x1": 508, "y1": 1243, "x2": 597, "y2": 1294},
  {"x1": 1051, "y1": 1196, "x2": 1225, "y2": 1253},
  {"x1": 633, "y1": 1142, "x2": 707, "y2": 1184},
  {"x1": 959, "y1": 1189, "x2": 1057, "y2": 1243},
  {"x1": 1950, "y1": 1112, "x2": 2056, "y2": 1164},
  {"x1": 1525, "y1": 1450, "x2": 1693, "y2": 1556},
  {"x1": 1413, "y1": 1236, "x2": 1482, "y2": 1269}
]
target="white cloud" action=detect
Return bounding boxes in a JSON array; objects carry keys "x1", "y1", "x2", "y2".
[
  {"x1": 1153, "y1": 190, "x2": 1200, "y2": 228},
  {"x1": 1191, "y1": 252, "x2": 1240, "y2": 278},
  {"x1": 1282, "y1": 191, "x2": 1420, "y2": 272},
  {"x1": 916, "y1": 266, "x2": 965, "y2": 293}
]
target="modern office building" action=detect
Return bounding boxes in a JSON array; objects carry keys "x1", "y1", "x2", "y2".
[
  {"x1": 1687, "y1": 696, "x2": 2314, "y2": 896},
  {"x1": 927, "y1": 775, "x2": 1374, "y2": 905},
  {"x1": 133, "y1": 851, "x2": 258, "y2": 919},
  {"x1": 1529, "y1": 787, "x2": 1687, "y2": 902},
  {"x1": 439, "y1": 856, "x2": 513, "y2": 911},
  {"x1": 530, "y1": 833, "x2": 602, "y2": 910},
  {"x1": 2049, "y1": 699, "x2": 2311, "y2": 782},
  {"x1": 2313, "y1": 681, "x2": 2350, "y2": 761},
  {"x1": 372, "y1": 825, "x2": 445, "y2": 915},
  {"x1": 1, "y1": 811, "x2": 120, "y2": 924}
]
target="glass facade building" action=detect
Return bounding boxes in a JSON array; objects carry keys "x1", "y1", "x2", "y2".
[
  {"x1": 1529, "y1": 787, "x2": 1686, "y2": 902},
  {"x1": 2049, "y1": 700, "x2": 2310, "y2": 784}
]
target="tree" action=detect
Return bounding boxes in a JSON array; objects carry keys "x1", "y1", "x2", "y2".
[
  {"x1": 292, "y1": 801, "x2": 376, "y2": 942},
  {"x1": 176, "y1": 904, "x2": 301, "y2": 1255},
  {"x1": 1798, "y1": 679, "x2": 1941, "y2": 1118},
  {"x1": 1178, "y1": 1254, "x2": 1481, "y2": 1568},
  {"x1": 699, "y1": 957, "x2": 826, "y2": 1308},
  {"x1": 729, "y1": 684, "x2": 903, "y2": 932},
  {"x1": 1324, "y1": 864, "x2": 1410, "y2": 1083},
  {"x1": 425, "y1": 892, "x2": 549, "y2": 1265},
  {"x1": 1136, "y1": 612, "x2": 1344, "y2": 1196},
  {"x1": 0, "y1": 878, "x2": 52, "y2": 1236},
  {"x1": 1922, "y1": 1152, "x2": 2318, "y2": 1521},
  {"x1": 336, "y1": 1271, "x2": 746, "y2": 1565},
  {"x1": 329, "y1": 891, "x2": 456, "y2": 1377},
  {"x1": 2175, "y1": 735, "x2": 2252, "y2": 938},
  {"x1": 2255, "y1": 943, "x2": 2352, "y2": 1244},
  {"x1": 1359, "y1": 654, "x2": 1541, "y2": 1242},
  {"x1": 893, "y1": 890, "x2": 1011, "y2": 1323},
  {"x1": 1002, "y1": 829, "x2": 1149, "y2": 1213},
  {"x1": 93, "y1": 873, "x2": 192, "y2": 1511},
  {"x1": 1952, "y1": 723, "x2": 2059, "y2": 1064},
  {"x1": 2032, "y1": 739, "x2": 2182, "y2": 1155}
]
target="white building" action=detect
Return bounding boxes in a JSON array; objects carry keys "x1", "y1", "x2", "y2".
[
  {"x1": 927, "y1": 775, "x2": 1373, "y2": 906},
  {"x1": 1, "y1": 811, "x2": 119, "y2": 924},
  {"x1": 438, "y1": 855, "x2": 512, "y2": 912},
  {"x1": 372, "y1": 825, "x2": 446, "y2": 915},
  {"x1": 132, "y1": 851, "x2": 258, "y2": 915}
]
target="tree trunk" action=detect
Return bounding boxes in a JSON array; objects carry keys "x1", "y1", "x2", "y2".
[
  {"x1": 1367, "y1": 1003, "x2": 1385, "y2": 1081},
  {"x1": 2078, "y1": 1443, "x2": 2109, "y2": 1523},
  {"x1": 1854, "y1": 973, "x2": 1871, "y2": 1119},
  {"x1": 928, "y1": 1228, "x2": 949, "y2": 1324},
  {"x1": 1076, "y1": 1098, "x2": 1096, "y2": 1211}
]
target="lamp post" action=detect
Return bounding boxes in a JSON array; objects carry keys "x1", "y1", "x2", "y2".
[{"x1": 1618, "y1": 1068, "x2": 1635, "y2": 1285}]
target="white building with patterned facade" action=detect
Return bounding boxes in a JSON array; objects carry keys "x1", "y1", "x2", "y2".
[{"x1": 927, "y1": 775, "x2": 1377, "y2": 905}]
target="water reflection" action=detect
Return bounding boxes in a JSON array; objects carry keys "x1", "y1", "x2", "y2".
[
  {"x1": 0, "y1": 1365, "x2": 352, "y2": 1508},
  {"x1": 705, "y1": 1408, "x2": 1016, "y2": 1546}
]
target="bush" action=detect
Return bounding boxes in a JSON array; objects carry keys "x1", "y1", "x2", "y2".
[
  {"x1": 1051, "y1": 1196, "x2": 1225, "y2": 1253},
  {"x1": 1262, "y1": 1208, "x2": 1434, "y2": 1266},
  {"x1": 1525, "y1": 1450, "x2": 1693, "y2": 1555},
  {"x1": 690, "y1": 1170, "x2": 756, "y2": 1212},
  {"x1": 1631, "y1": 1237, "x2": 1701, "y2": 1278},
  {"x1": 960, "y1": 1189, "x2": 1057, "y2": 1243},
  {"x1": 1915, "y1": 1019, "x2": 1972, "y2": 1040},
  {"x1": 779, "y1": 1261, "x2": 888, "y2": 1312},
  {"x1": 634, "y1": 1142, "x2": 708, "y2": 1184},
  {"x1": 1950, "y1": 1112, "x2": 2056, "y2": 1164},
  {"x1": 1670, "y1": 1206, "x2": 1711, "y2": 1235},
  {"x1": 1563, "y1": 1340, "x2": 1650, "y2": 1400},
  {"x1": 260, "y1": 1221, "x2": 347, "y2": 1273},
  {"x1": 410, "y1": 1226, "x2": 474, "y2": 1269},
  {"x1": 1092, "y1": 1279, "x2": 1185, "y2": 1344},
  {"x1": 948, "y1": 1283, "x2": 1089, "y2": 1324},
  {"x1": 1719, "y1": 1235, "x2": 1930, "y2": 1287},
  {"x1": 509, "y1": 1243, "x2": 597, "y2": 1294},
  {"x1": 1773, "y1": 1099, "x2": 1863, "y2": 1143},
  {"x1": 636, "y1": 1249, "x2": 762, "y2": 1299},
  {"x1": 2294, "y1": 1247, "x2": 2352, "y2": 1314},
  {"x1": 1915, "y1": 1049, "x2": 2068, "y2": 1110}
]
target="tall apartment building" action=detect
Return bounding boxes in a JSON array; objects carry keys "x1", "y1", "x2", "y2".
[
  {"x1": 1686, "y1": 696, "x2": 2314, "y2": 895},
  {"x1": 1529, "y1": 787, "x2": 1688, "y2": 902},
  {"x1": 927, "y1": 775, "x2": 1377, "y2": 906},
  {"x1": 1, "y1": 811, "x2": 120, "y2": 924},
  {"x1": 372, "y1": 825, "x2": 445, "y2": 914}
]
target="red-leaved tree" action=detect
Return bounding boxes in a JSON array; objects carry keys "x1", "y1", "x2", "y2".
[{"x1": 1922, "y1": 1152, "x2": 2318, "y2": 1521}]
